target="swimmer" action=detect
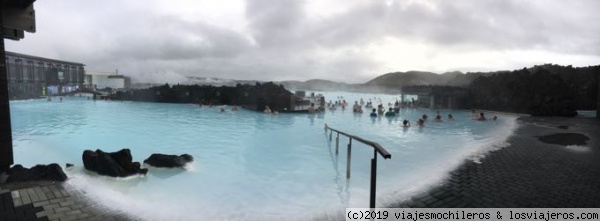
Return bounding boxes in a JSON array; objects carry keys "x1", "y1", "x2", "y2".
[
  {"x1": 417, "y1": 118, "x2": 425, "y2": 127},
  {"x1": 478, "y1": 112, "x2": 486, "y2": 121},
  {"x1": 385, "y1": 107, "x2": 395, "y2": 117},
  {"x1": 264, "y1": 105, "x2": 272, "y2": 114},
  {"x1": 377, "y1": 104, "x2": 384, "y2": 116},
  {"x1": 308, "y1": 103, "x2": 317, "y2": 113},
  {"x1": 434, "y1": 111, "x2": 442, "y2": 122},
  {"x1": 471, "y1": 110, "x2": 478, "y2": 120},
  {"x1": 370, "y1": 108, "x2": 377, "y2": 117},
  {"x1": 402, "y1": 120, "x2": 410, "y2": 127}
]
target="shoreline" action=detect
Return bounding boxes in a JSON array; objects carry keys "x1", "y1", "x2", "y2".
[{"x1": 387, "y1": 116, "x2": 600, "y2": 208}]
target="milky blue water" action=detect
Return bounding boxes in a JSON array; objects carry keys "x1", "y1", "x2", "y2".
[{"x1": 9, "y1": 91, "x2": 517, "y2": 220}]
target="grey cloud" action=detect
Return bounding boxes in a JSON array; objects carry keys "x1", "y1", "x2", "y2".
[
  {"x1": 245, "y1": 0, "x2": 306, "y2": 47},
  {"x1": 296, "y1": 0, "x2": 600, "y2": 55},
  {"x1": 7, "y1": 0, "x2": 600, "y2": 84},
  {"x1": 106, "y1": 16, "x2": 253, "y2": 61}
]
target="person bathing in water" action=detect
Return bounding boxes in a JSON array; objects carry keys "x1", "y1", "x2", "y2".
[
  {"x1": 434, "y1": 111, "x2": 443, "y2": 122},
  {"x1": 477, "y1": 112, "x2": 486, "y2": 121},
  {"x1": 264, "y1": 105, "x2": 272, "y2": 114},
  {"x1": 417, "y1": 118, "x2": 425, "y2": 127},
  {"x1": 402, "y1": 120, "x2": 410, "y2": 127}
]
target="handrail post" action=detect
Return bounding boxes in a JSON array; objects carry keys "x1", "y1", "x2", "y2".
[
  {"x1": 370, "y1": 150, "x2": 377, "y2": 208},
  {"x1": 335, "y1": 132, "x2": 339, "y2": 155},
  {"x1": 347, "y1": 138, "x2": 352, "y2": 179},
  {"x1": 323, "y1": 124, "x2": 391, "y2": 208}
]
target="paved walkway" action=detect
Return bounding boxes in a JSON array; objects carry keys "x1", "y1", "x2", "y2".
[
  {"x1": 0, "y1": 181, "x2": 137, "y2": 221},
  {"x1": 388, "y1": 116, "x2": 600, "y2": 208}
]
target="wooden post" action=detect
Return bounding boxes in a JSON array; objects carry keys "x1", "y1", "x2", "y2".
[{"x1": 0, "y1": 7, "x2": 15, "y2": 172}]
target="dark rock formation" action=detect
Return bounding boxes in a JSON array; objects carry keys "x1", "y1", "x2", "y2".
[
  {"x1": 110, "y1": 82, "x2": 294, "y2": 113},
  {"x1": 144, "y1": 154, "x2": 193, "y2": 168},
  {"x1": 6, "y1": 164, "x2": 67, "y2": 183},
  {"x1": 537, "y1": 133, "x2": 590, "y2": 146},
  {"x1": 82, "y1": 149, "x2": 148, "y2": 177},
  {"x1": 66, "y1": 163, "x2": 74, "y2": 168}
]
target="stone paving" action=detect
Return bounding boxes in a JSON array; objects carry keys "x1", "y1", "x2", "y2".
[
  {"x1": 388, "y1": 116, "x2": 600, "y2": 208},
  {"x1": 0, "y1": 181, "x2": 137, "y2": 221}
]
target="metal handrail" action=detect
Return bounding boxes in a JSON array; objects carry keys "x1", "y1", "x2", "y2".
[
  {"x1": 324, "y1": 123, "x2": 392, "y2": 208},
  {"x1": 325, "y1": 124, "x2": 391, "y2": 159}
]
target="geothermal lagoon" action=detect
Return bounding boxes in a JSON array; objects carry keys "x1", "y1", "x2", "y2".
[{"x1": 10, "y1": 91, "x2": 516, "y2": 220}]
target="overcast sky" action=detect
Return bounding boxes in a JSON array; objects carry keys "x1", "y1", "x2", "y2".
[{"x1": 6, "y1": 0, "x2": 600, "y2": 83}]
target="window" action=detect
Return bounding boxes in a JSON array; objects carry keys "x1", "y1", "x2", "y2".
[
  {"x1": 38, "y1": 62, "x2": 45, "y2": 82},
  {"x1": 27, "y1": 61, "x2": 34, "y2": 81},
  {"x1": 22, "y1": 61, "x2": 29, "y2": 81},
  {"x1": 7, "y1": 58, "x2": 16, "y2": 81},
  {"x1": 15, "y1": 59, "x2": 22, "y2": 81}
]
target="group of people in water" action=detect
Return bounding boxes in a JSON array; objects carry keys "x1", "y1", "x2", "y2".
[
  {"x1": 199, "y1": 101, "x2": 239, "y2": 112},
  {"x1": 218, "y1": 105, "x2": 238, "y2": 112},
  {"x1": 328, "y1": 98, "x2": 417, "y2": 113},
  {"x1": 398, "y1": 110, "x2": 498, "y2": 128},
  {"x1": 322, "y1": 97, "x2": 502, "y2": 128},
  {"x1": 201, "y1": 96, "x2": 501, "y2": 125},
  {"x1": 401, "y1": 111, "x2": 454, "y2": 128},
  {"x1": 46, "y1": 97, "x2": 63, "y2": 102}
]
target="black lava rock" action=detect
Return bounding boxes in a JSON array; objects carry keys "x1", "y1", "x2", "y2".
[
  {"x1": 82, "y1": 149, "x2": 146, "y2": 177},
  {"x1": 6, "y1": 164, "x2": 67, "y2": 183},
  {"x1": 143, "y1": 154, "x2": 194, "y2": 168}
]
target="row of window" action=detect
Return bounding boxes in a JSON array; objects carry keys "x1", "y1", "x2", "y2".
[
  {"x1": 8, "y1": 83, "x2": 44, "y2": 96},
  {"x1": 5, "y1": 56, "x2": 84, "y2": 83}
]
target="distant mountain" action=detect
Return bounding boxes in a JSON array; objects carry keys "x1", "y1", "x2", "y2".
[
  {"x1": 278, "y1": 79, "x2": 353, "y2": 91},
  {"x1": 362, "y1": 70, "x2": 512, "y2": 88},
  {"x1": 183, "y1": 76, "x2": 259, "y2": 87},
  {"x1": 280, "y1": 71, "x2": 498, "y2": 92},
  {"x1": 365, "y1": 71, "x2": 436, "y2": 86},
  {"x1": 131, "y1": 64, "x2": 596, "y2": 97}
]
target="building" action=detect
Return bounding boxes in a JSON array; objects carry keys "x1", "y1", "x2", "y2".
[
  {"x1": 85, "y1": 71, "x2": 131, "y2": 91},
  {"x1": 5, "y1": 51, "x2": 85, "y2": 99}
]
